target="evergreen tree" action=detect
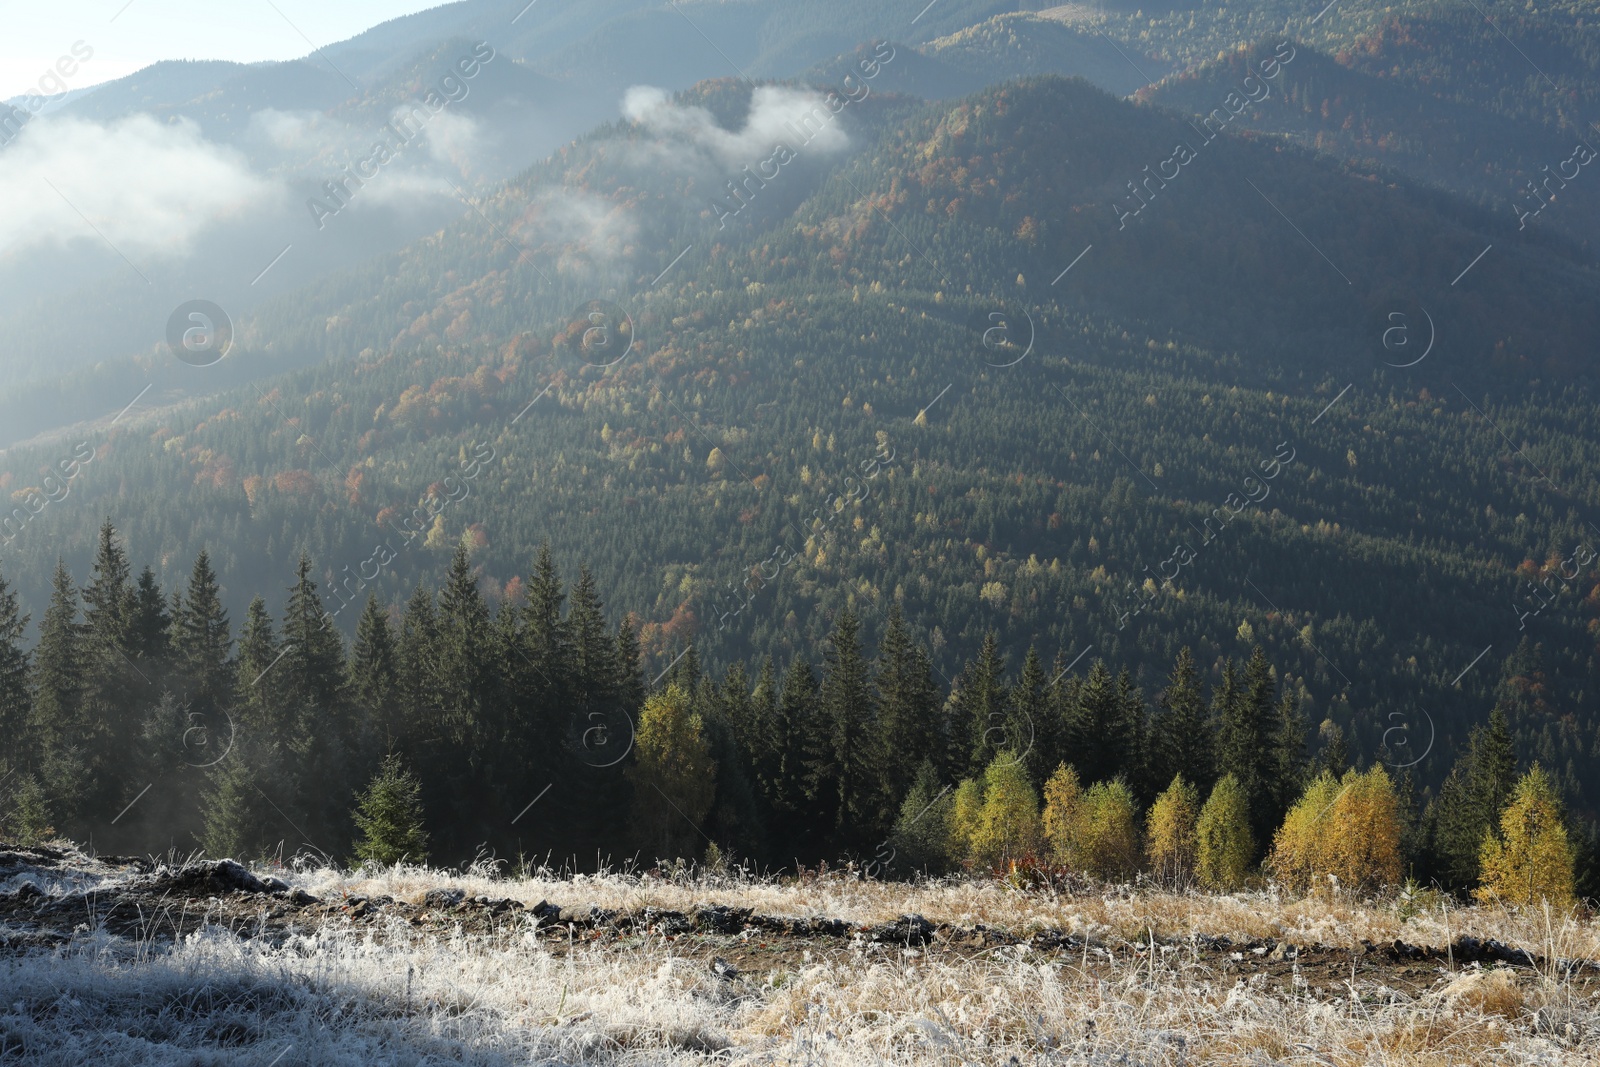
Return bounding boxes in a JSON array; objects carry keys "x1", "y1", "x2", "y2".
[
  {"x1": 1429, "y1": 705, "x2": 1519, "y2": 886},
  {"x1": 434, "y1": 542, "x2": 488, "y2": 746},
  {"x1": 1152, "y1": 647, "x2": 1213, "y2": 797},
  {"x1": 872, "y1": 604, "x2": 940, "y2": 811},
  {"x1": 1066, "y1": 661, "x2": 1131, "y2": 785},
  {"x1": 1270, "y1": 691, "x2": 1308, "y2": 826},
  {"x1": 1008, "y1": 646, "x2": 1052, "y2": 788},
  {"x1": 1215, "y1": 649, "x2": 1277, "y2": 850},
  {"x1": 79, "y1": 521, "x2": 141, "y2": 819},
  {"x1": 172, "y1": 550, "x2": 232, "y2": 718},
  {"x1": 349, "y1": 596, "x2": 399, "y2": 746},
  {"x1": 233, "y1": 596, "x2": 284, "y2": 732},
  {"x1": 351, "y1": 753, "x2": 430, "y2": 867},
  {"x1": 0, "y1": 565, "x2": 31, "y2": 767},
  {"x1": 807, "y1": 609, "x2": 878, "y2": 850},
  {"x1": 30, "y1": 562, "x2": 87, "y2": 830},
  {"x1": 955, "y1": 632, "x2": 1008, "y2": 774},
  {"x1": 766, "y1": 656, "x2": 817, "y2": 850},
  {"x1": 130, "y1": 566, "x2": 172, "y2": 668},
  {"x1": 397, "y1": 584, "x2": 440, "y2": 739},
  {"x1": 887, "y1": 761, "x2": 954, "y2": 874}
]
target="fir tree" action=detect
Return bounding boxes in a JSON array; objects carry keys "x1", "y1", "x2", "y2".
[
  {"x1": 30, "y1": 562, "x2": 86, "y2": 829},
  {"x1": 0, "y1": 565, "x2": 31, "y2": 766},
  {"x1": 807, "y1": 609, "x2": 878, "y2": 849},
  {"x1": 1153, "y1": 647, "x2": 1212, "y2": 796},
  {"x1": 172, "y1": 550, "x2": 232, "y2": 718},
  {"x1": 955, "y1": 632, "x2": 1007, "y2": 775},
  {"x1": 351, "y1": 753, "x2": 430, "y2": 867},
  {"x1": 349, "y1": 596, "x2": 399, "y2": 746},
  {"x1": 1008, "y1": 646, "x2": 1052, "y2": 788},
  {"x1": 872, "y1": 604, "x2": 940, "y2": 810}
]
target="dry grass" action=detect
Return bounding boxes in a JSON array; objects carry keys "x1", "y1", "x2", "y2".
[{"x1": 2, "y1": 862, "x2": 1595, "y2": 1065}]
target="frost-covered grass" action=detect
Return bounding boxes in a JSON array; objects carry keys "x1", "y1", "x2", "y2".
[{"x1": 1, "y1": 861, "x2": 1595, "y2": 1065}]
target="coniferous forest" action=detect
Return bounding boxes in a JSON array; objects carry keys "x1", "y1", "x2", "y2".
[{"x1": 0, "y1": 520, "x2": 1589, "y2": 903}]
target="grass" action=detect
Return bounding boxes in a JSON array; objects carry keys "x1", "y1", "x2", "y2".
[{"x1": 1, "y1": 857, "x2": 1595, "y2": 1064}]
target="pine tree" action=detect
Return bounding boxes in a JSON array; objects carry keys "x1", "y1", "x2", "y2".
[
  {"x1": 351, "y1": 753, "x2": 430, "y2": 867},
  {"x1": 1115, "y1": 667, "x2": 1150, "y2": 800},
  {"x1": 280, "y1": 553, "x2": 346, "y2": 716},
  {"x1": 198, "y1": 746, "x2": 281, "y2": 860},
  {"x1": 172, "y1": 550, "x2": 232, "y2": 718},
  {"x1": 1270, "y1": 691, "x2": 1308, "y2": 827},
  {"x1": 397, "y1": 584, "x2": 439, "y2": 738},
  {"x1": 1430, "y1": 705, "x2": 1519, "y2": 886},
  {"x1": 613, "y1": 616, "x2": 646, "y2": 721},
  {"x1": 1152, "y1": 647, "x2": 1213, "y2": 797}
]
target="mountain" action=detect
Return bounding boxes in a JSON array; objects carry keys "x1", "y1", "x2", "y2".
[{"x1": 3, "y1": 61, "x2": 1597, "y2": 824}]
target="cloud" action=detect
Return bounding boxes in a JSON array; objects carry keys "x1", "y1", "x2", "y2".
[
  {"x1": 0, "y1": 114, "x2": 279, "y2": 259},
  {"x1": 511, "y1": 187, "x2": 639, "y2": 275},
  {"x1": 621, "y1": 84, "x2": 851, "y2": 171}
]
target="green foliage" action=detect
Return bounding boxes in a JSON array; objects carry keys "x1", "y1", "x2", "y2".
[
  {"x1": 351, "y1": 753, "x2": 430, "y2": 868},
  {"x1": 888, "y1": 762, "x2": 955, "y2": 874},
  {"x1": 1196, "y1": 774, "x2": 1254, "y2": 891},
  {"x1": 626, "y1": 684, "x2": 716, "y2": 861},
  {"x1": 967, "y1": 752, "x2": 1042, "y2": 869}
]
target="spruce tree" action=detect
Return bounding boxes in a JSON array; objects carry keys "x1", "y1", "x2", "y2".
[
  {"x1": 0, "y1": 565, "x2": 31, "y2": 768},
  {"x1": 767, "y1": 655, "x2": 817, "y2": 849},
  {"x1": 173, "y1": 550, "x2": 233, "y2": 719},
  {"x1": 1066, "y1": 661, "x2": 1130, "y2": 785},
  {"x1": 1153, "y1": 647, "x2": 1213, "y2": 797},
  {"x1": 80, "y1": 521, "x2": 140, "y2": 818},
  {"x1": 1008, "y1": 646, "x2": 1052, "y2": 788},
  {"x1": 233, "y1": 596, "x2": 284, "y2": 731},
  {"x1": 351, "y1": 753, "x2": 431, "y2": 867},
  {"x1": 956, "y1": 632, "x2": 1007, "y2": 774},
  {"x1": 807, "y1": 609, "x2": 877, "y2": 849},
  {"x1": 30, "y1": 562, "x2": 86, "y2": 829},
  {"x1": 1215, "y1": 649, "x2": 1278, "y2": 850},
  {"x1": 349, "y1": 596, "x2": 399, "y2": 746},
  {"x1": 872, "y1": 604, "x2": 940, "y2": 808},
  {"x1": 435, "y1": 542, "x2": 488, "y2": 746}
]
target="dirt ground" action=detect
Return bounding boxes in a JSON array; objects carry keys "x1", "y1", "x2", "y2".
[{"x1": 4, "y1": 843, "x2": 1593, "y2": 1005}]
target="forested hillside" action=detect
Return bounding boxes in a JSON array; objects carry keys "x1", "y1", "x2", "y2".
[{"x1": 2, "y1": 5, "x2": 1599, "y2": 885}]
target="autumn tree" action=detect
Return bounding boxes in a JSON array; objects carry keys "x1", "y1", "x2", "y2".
[
  {"x1": 1196, "y1": 774, "x2": 1254, "y2": 890},
  {"x1": 1476, "y1": 765, "x2": 1576, "y2": 910},
  {"x1": 968, "y1": 752, "x2": 1042, "y2": 869},
  {"x1": 1146, "y1": 774, "x2": 1200, "y2": 887},
  {"x1": 626, "y1": 684, "x2": 716, "y2": 860}
]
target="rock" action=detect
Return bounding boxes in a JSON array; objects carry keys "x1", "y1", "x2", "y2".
[
  {"x1": 711, "y1": 956, "x2": 739, "y2": 980},
  {"x1": 694, "y1": 905, "x2": 751, "y2": 934},
  {"x1": 10, "y1": 882, "x2": 44, "y2": 901},
  {"x1": 529, "y1": 900, "x2": 562, "y2": 922},
  {"x1": 258, "y1": 876, "x2": 290, "y2": 894},
  {"x1": 642, "y1": 907, "x2": 692, "y2": 935},
  {"x1": 423, "y1": 888, "x2": 465, "y2": 909},
  {"x1": 1269, "y1": 941, "x2": 1298, "y2": 961},
  {"x1": 869, "y1": 914, "x2": 935, "y2": 946},
  {"x1": 287, "y1": 888, "x2": 320, "y2": 906}
]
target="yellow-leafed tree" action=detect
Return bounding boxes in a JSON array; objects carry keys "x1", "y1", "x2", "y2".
[
  {"x1": 1146, "y1": 774, "x2": 1200, "y2": 887},
  {"x1": 1079, "y1": 779, "x2": 1141, "y2": 880},
  {"x1": 1270, "y1": 767, "x2": 1402, "y2": 894},
  {"x1": 625, "y1": 684, "x2": 716, "y2": 861},
  {"x1": 968, "y1": 752, "x2": 1042, "y2": 868},
  {"x1": 947, "y1": 777, "x2": 985, "y2": 864},
  {"x1": 1041, "y1": 762, "x2": 1085, "y2": 867},
  {"x1": 1196, "y1": 774, "x2": 1254, "y2": 890},
  {"x1": 1476, "y1": 764, "x2": 1576, "y2": 911}
]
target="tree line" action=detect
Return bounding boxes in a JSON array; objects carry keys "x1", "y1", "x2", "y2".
[{"x1": 0, "y1": 520, "x2": 1591, "y2": 903}]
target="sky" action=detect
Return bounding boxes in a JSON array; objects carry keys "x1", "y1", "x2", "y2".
[{"x1": 0, "y1": 0, "x2": 448, "y2": 99}]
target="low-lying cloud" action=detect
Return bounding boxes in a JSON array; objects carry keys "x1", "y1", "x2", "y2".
[
  {"x1": 0, "y1": 114, "x2": 279, "y2": 260},
  {"x1": 621, "y1": 84, "x2": 851, "y2": 172}
]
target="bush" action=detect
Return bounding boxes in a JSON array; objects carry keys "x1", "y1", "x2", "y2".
[
  {"x1": 1146, "y1": 774, "x2": 1200, "y2": 887},
  {"x1": 351, "y1": 753, "x2": 429, "y2": 867},
  {"x1": 1196, "y1": 774, "x2": 1253, "y2": 890},
  {"x1": 1476, "y1": 764, "x2": 1576, "y2": 910}
]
